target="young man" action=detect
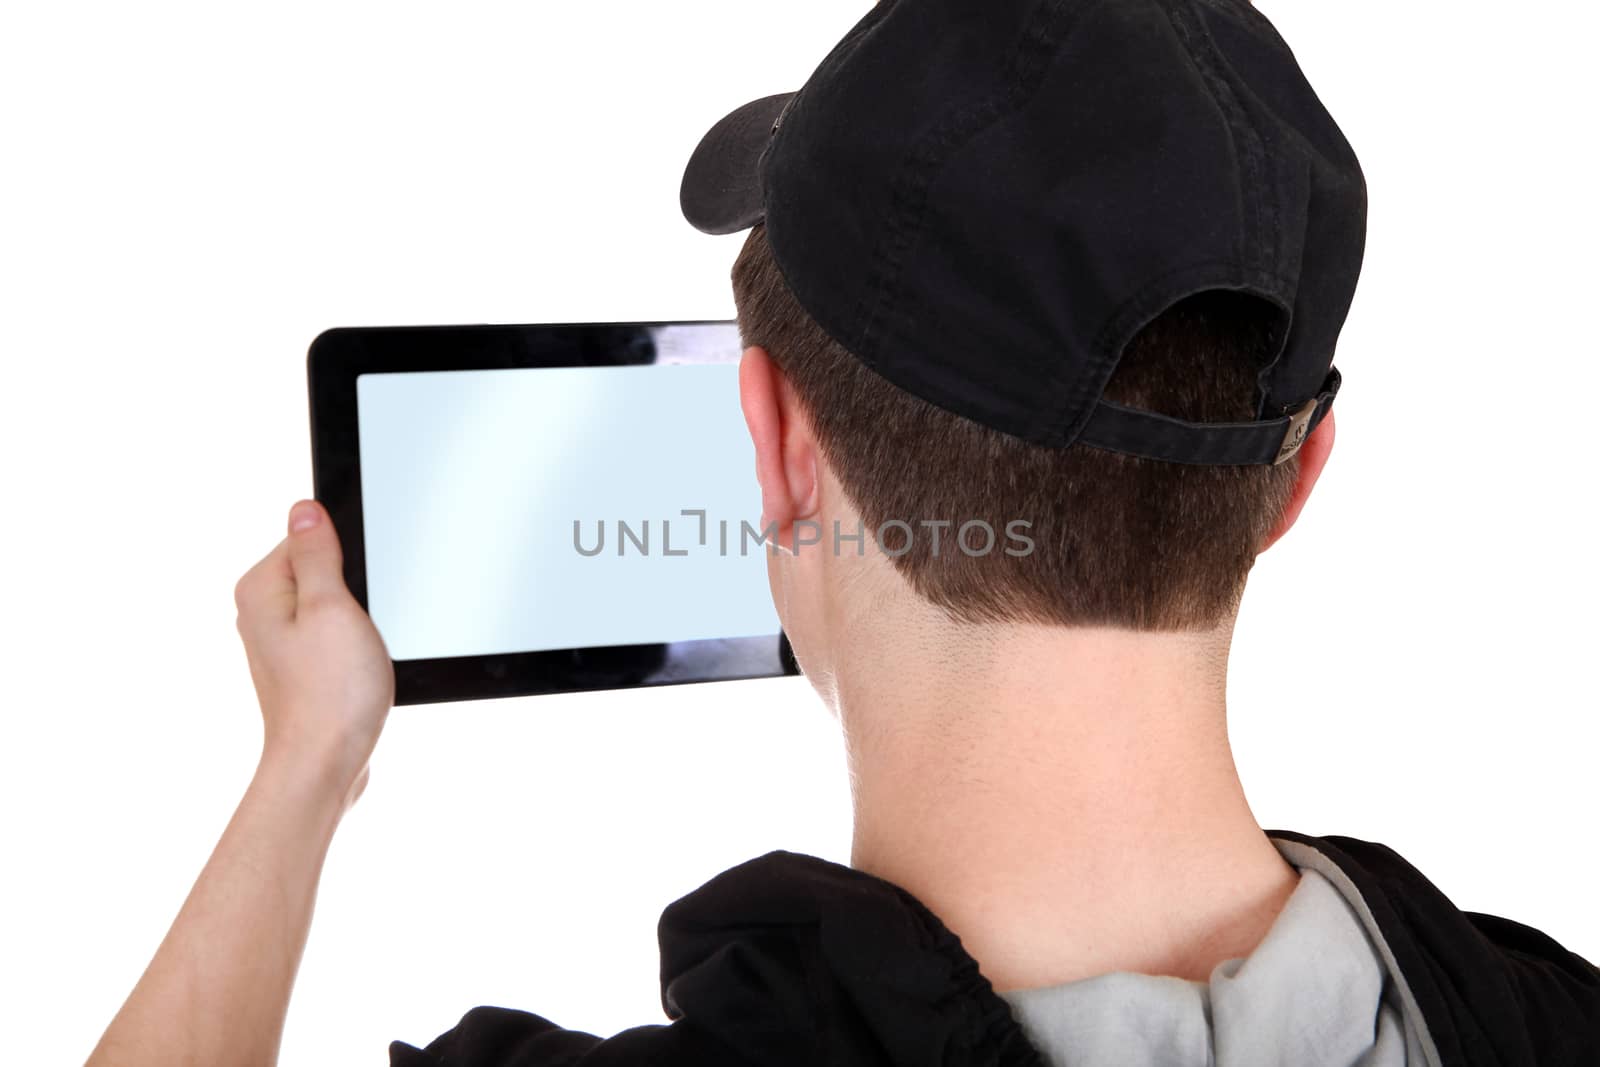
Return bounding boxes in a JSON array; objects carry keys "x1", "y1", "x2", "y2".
[{"x1": 88, "y1": 1, "x2": 1600, "y2": 1065}]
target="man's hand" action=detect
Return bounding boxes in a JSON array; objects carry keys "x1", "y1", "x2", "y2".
[
  {"x1": 235, "y1": 499, "x2": 394, "y2": 804},
  {"x1": 86, "y1": 500, "x2": 396, "y2": 1067}
]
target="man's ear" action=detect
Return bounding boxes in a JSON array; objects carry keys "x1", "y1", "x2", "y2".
[
  {"x1": 738, "y1": 346, "x2": 819, "y2": 546},
  {"x1": 1261, "y1": 408, "x2": 1334, "y2": 552}
]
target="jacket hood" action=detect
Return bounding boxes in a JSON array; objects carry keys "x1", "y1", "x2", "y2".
[
  {"x1": 393, "y1": 832, "x2": 1600, "y2": 1067},
  {"x1": 657, "y1": 849, "x2": 1043, "y2": 1066}
]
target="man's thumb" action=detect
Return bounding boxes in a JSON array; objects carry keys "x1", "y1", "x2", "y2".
[{"x1": 286, "y1": 500, "x2": 348, "y2": 608}]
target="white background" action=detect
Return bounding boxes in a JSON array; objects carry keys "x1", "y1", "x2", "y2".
[{"x1": 2, "y1": 2, "x2": 1596, "y2": 1063}]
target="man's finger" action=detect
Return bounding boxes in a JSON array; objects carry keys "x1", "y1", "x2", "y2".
[
  {"x1": 285, "y1": 500, "x2": 348, "y2": 610},
  {"x1": 234, "y1": 538, "x2": 296, "y2": 626}
]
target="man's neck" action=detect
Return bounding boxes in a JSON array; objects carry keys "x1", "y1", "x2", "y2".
[{"x1": 833, "y1": 613, "x2": 1298, "y2": 992}]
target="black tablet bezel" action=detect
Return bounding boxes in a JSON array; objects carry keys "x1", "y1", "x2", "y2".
[{"x1": 307, "y1": 320, "x2": 799, "y2": 706}]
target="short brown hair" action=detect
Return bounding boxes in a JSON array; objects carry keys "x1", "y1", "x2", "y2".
[{"x1": 731, "y1": 225, "x2": 1300, "y2": 630}]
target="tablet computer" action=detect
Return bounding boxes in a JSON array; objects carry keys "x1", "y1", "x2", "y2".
[{"x1": 307, "y1": 320, "x2": 798, "y2": 705}]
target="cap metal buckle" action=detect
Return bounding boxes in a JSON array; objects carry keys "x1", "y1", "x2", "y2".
[{"x1": 1274, "y1": 399, "x2": 1319, "y2": 465}]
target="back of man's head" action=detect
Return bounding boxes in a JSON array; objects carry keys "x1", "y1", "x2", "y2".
[
  {"x1": 688, "y1": 0, "x2": 1362, "y2": 643},
  {"x1": 732, "y1": 224, "x2": 1299, "y2": 632}
]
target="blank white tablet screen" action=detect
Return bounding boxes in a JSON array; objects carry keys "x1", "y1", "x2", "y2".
[{"x1": 355, "y1": 355, "x2": 780, "y2": 661}]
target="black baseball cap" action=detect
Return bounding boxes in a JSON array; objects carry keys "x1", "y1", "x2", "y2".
[{"x1": 680, "y1": 0, "x2": 1366, "y2": 466}]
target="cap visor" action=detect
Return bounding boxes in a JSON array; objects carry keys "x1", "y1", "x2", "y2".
[{"x1": 680, "y1": 93, "x2": 794, "y2": 235}]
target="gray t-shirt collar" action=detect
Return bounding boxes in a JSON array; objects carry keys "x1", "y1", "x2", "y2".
[{"x1": 996, "y1": 853, "x2": 1432, "y2": 1067}]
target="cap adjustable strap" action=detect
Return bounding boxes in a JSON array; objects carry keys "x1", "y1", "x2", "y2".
[{"x1": 1074, "y1": 367, "x2": 1341, "y2": 466}]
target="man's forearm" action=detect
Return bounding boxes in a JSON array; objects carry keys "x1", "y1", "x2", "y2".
[{"x1": 87, "y1": 753, "x2": 349, "y2": 1067}]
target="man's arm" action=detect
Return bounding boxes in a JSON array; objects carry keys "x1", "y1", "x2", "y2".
[{"x1": 87, "y1": 500, "x2": 393, "y2": 1067}]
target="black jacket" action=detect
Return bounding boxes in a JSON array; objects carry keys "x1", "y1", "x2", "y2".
[{"x1": 389, "y1": 831, "x2": 1600, "y2": 1066}]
